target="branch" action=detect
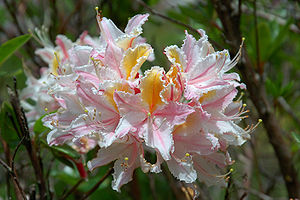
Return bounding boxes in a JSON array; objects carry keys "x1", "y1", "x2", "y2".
[
  {"x1": 60, "y1": 178, "x2": 85, "y2": 200},
  {"x1": 8, "y1": 78, "x2": 48, "y2": 199},
  {"x1": 137, "y1": 0, "x2": 222, "y2": 49},
  {"x1": 212, "y1": 0, "x2": 300, "y2": 198},
  {"x1": 277, "y1": 96, "x2": 300, "y2": 126},
  {"x1": 0, "y1": 158, "x2": 26, "y2": 200},
  {"x1": 79, "y1": 167, "x2": 113, "y2": 200}
]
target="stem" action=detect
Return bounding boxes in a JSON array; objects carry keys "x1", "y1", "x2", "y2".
[
  {"x1": 79, "y1": 167, "x2": 113, "y2": 200},
  {"x1": 60, "y1": 178, "x2": 85, "y2": 200}
]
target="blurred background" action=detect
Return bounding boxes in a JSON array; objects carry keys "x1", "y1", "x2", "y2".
[{"x1": 0, "y1": 0, "x2": 300, "y2": 199}]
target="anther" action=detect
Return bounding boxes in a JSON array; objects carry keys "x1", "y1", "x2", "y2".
[{"x1": 44, "y1": 108, "x2": 48, "y2": 112}]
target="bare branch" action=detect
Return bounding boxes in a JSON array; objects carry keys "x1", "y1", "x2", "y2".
[
  {"x1": 0, "y1": 158, "x2": 26, "y2": 200},
  {"x1": 79, "y1": 167, "x2": 113, "y2": 200},
  {"x1": 60, "y1": 178, "x2": 85, "y2": 200},
  {"x1": 278, "y1": 96, "x2": 300, "y2": 126},
  {"x1": 137, "y1": 0, "x2": 222, "y2": 49}
]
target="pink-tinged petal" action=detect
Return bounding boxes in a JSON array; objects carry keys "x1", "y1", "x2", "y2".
[
  {"x1": 204, "y1": 120, "x2": 249, "y2": 145},
  {"x1": 35, "y1": 47, "x2": 55, "y2": 65},
  {"x1": 181, "y1": 31, "x2": 199, "y2": 72},
  {"x1": 47, "y1": 130, "x2": 73, "y2": 146},
  {"x1": 56, "y1": 92, "x2": 83, "y2": 115},
  {"x1": 76, "y1": 80, "x2": 116, "y2": 114},
  {"x1": 125, "y1": 13, "x2": 149, "y2": 35},
  {"x1": 55, "y1": 35, "x2": 73, "y2": 58},
  {"x1": 201, "y1": 86, "x2": 238, "y2": 111},
  {"x1": 75, "y1": 71, "x2": 100, "y2": 87},
  {"x1": 173, "y1": 133, "x2": 219, "y2": 156},
  {"x1": 164, "y1": 45, "x2": 187, "y2": 70},
  {"x1": 88, "y1": 142, "x2": 132, "y2": 170},
  {"x1": 166, "y1": 154, "x2": 197, "y2": 183},
  {"x1": 90, "y1": 49, "x2": 105, "y2": 61},
  {"x1": 95, "y1": 67, "x2": 119, "y2": 82},
  {"x1": 112, "y1": 157, "x2": 137, "y2": 192},
  {"x1": 114, "y1": 91, "x2": 145, "y2": 114},
  {"x1": 143, "y1": 117, "x2": 174, "y2": 160},
  {"x1": 192, "y1": 153, "x2": 227, "y2": 186},
  {"x1": 68, "y1": 46, "x2": 92, "y2": 66},
  {"x1": 115, "y1": 112, "x2": 145, "y2": 138},
  {"x1": 154, "y1": 102, "x2": 194, "y2": 126},
  {"x1": 98, "y1": 17, "x2": 123, "y2": 43},
  {"x1": 224, "y1": 101, "x2": 243, "y2": 117},
  {"x1": 104, "y1": 41, "x2": 123, "y2": 78},
  {"x1": 187, "y1": 50, "x2": 228, "y2": 84}
]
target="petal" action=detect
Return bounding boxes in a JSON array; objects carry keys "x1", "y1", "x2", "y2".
[
  {"x1": 192, "y1": 153, "x2": 227, "y2": 186},
  {"x1": 154, "y1": 102, "x2": 194, "y2": 126},
  {"x1": 112, "y1": 158, "x2": 136, "y2": 192},
  {"x1": 104, "y1": 41, "x2": 123, "y2": 78},
  {"x1": 87, "y1": 142, "x2": 132, "y2": 170},
  {"x1": 140, "y1": 66, "x2": 166, "y2": 113},
  {"x1": 98, "y1": 17, "x2": 124, "y2": 43},
  {"x1": 55, "y1": 35, "x2": 73, "y2": 58},
  {"x1": 120, "y1": 43, "x2": 153, "y2": 80},
  {"x1": 166, "y1": 155, "x2": 197, "y2": 183},
  {"x1": 125, "y1": 13, "x2": 149, "y2": 35},
  {"x1": 143, "y1": 117, "x2": 174, "y2": 160},
  {"x1": 164, "y1": 45, "x2": 186, "y2": 71}
]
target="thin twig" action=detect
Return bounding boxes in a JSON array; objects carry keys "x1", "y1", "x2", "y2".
[
  {"x1": 79, "y1": 167, "x2": 113, "y2": 200},
  {"x1": 60, "y1": 178, "x2": 85, "y2": 200},
  {"x1": 11, "y1": 136, "x2": 25, "y2": 173},
  {"x1": 137, "y1": 0, "x2": 221, "y2": 49},
  {"x1": 253, "y1": 0, "x2": 262, "y2": 75},
  {"x1": 8, "y1": 77, "x2": 48, "y2": 199},
  {"x1": 278, "y1": 96, "x2": 300, "y2": 127},
  {"x1": 0, "y1": 158, "x2": 26, "y2": 200}
]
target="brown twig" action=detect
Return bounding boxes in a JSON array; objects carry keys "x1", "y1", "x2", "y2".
[
  {"x1": 212, "y1": 0, "x2": 300, "y2": 198},
  {"x1": 161, "y1": 165, "x2": 187, "y2": 200},
  {"x1": 8, "y1": 78, "x2": 48, "y2": 199},
  {"x1": 0, "y1": 158, "x2": 26, "y2": 200},
  {"x1": 137, "y1": 0, "x2": 221, "y2": 49},
  {"x1": 253, "y1": 0, "x2": 262, "y2": 75},
  {"x1": 79, "y1": 167, "x2": 113, "y2": 200},
  {"x1": 60, "y1": 178, "x2": 85, "y2": 200},
  {"x1": 277, "y1": 96, "x2": 300, "y2": 127},
  {"x1": 11, "y1": 136, "x2": 25, "y2": 173}
]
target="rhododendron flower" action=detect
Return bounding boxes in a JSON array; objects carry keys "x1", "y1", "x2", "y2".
[{"x1": 20, "y1": 10, "x2": 256, "y2": 196}]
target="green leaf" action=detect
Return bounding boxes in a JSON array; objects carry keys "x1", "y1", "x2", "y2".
[
  {"x1": 292, "y1": 132, "x2": 300, "y2": 144},
  {"x1": 0, "y1": 34, "x2": 31, "y2": 66},
  {"x1": 0, "y1": 101, "x2": 20, "y2": 146},
  {"x1": 33, "y1": 113, "x2": 51, "y2": 136}
]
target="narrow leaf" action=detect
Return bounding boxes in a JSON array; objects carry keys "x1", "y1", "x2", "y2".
[{"x1": 0, "y1": 34, "x2": 31, "y2": 66}]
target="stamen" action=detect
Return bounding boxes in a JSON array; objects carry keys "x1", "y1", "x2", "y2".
[{"x1": 44, "y1": 108, "x2": 48, "y2": 112}]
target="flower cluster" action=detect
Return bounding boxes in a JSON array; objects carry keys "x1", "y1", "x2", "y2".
[{"x1": 22, "y1": 11, "x2": 255, "y2": 192}]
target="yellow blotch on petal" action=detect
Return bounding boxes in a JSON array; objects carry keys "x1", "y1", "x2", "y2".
[
  {"x1": 140, "y1": 67, "x2": 165, "y2": 113},
  {"x1": 166, "y1": 47, "x2": 183, "y2": 71},
  {"x1": 116, "y1": 36, "x2": 136, "y2": 50},
  {"x1": 104, "y1": 82, "x2": 132, "y2": 111},
  {"x1": 198, "y1": 90, "x2": 216, "y2": 103},
  {"x1": 173, "y1": 112, "x2": 198, "y2": 135},
  {"x1": 52, "y1": 52, "x2": 60, "y2": 76},
  {"x1": 121, "y1": 44, "x2": 152, "y2": 80}
]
